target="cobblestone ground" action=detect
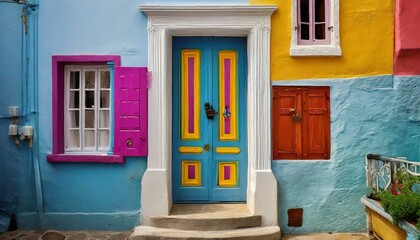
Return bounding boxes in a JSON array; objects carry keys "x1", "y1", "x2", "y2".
[
  {"x1": 0, "y1": 230, "x2": 132, "y2": 240},
  {"x1": 0, "y1": 231, "x2": 368, "y2": 240}
]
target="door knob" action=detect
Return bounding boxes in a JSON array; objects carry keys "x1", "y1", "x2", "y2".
[
  {"x1": 204, "y1": 144, "x2": 211, "y2": 151},
  {"x1": 204, "y1": 102, "x2": 216, "y2": 119}
]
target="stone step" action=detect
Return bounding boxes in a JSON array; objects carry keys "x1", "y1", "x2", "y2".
[
  {"x1": 150, "y1": 214, "x2": 262, "y2": 231},
  {"x1": 130, "y1": 226, "x2": 281, "y2": 240},
  {"x1": 150, "y1": 203, "x2": 261, "y2": 231}
]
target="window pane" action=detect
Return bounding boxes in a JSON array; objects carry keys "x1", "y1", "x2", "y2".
[
  {"x1": 99, "y1": 110, "x2": 110, "y2": 128},
  {"x1": 315, "y1": 0, "x2": 326, "y2": 22},
  {"x1": 67, "y1": 130, "x2": 80, "y2": 149},
  {"x1": 85, "y1": 91, "x2": 95, "y2": 108},
  {"x1": 100, "y1": 90, "x2": 110, "y2": 108},
  {"x1": 85, "y1": 71, "x2": 95, "y2": 89},
  {"x1": 69, "y1": 110, "x2": 79, "y2": 128},
  {"x1": 85, "y1": 110, "x2": 95, "y2": 128},
  {"x1": 98, "y1": 130, "x2": 109, "y2": 150},
  {"x1": 300, "y1": 0, "x2": 309, "y2": 23},
  {"x1": 69, "y1": 91, "x2": 79, "y2": 108},
  {"x1": 84, "y1": 130, "x2": 95, "y2": 148},
  {"x1": 70, "y1": 72, "x2": 80, "y2": 89},
  {"x1": 101, "y1": 71, "x2": 110, "y2": 88},
  {"x1": 315, "y1": 23, "x2": 326, "y2": 39},
  {"x1": 300, "y1": 23, "x2": 310, "y2": 40}
]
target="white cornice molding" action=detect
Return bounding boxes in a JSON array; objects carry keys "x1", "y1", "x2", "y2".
[{"x1": 140, "y1": 5, "x2": 277, "y2": 17}]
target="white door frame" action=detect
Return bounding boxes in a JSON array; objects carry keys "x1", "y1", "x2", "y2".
[{"x1": 140, "y1": 5, "x2": 278, "y2": 226}]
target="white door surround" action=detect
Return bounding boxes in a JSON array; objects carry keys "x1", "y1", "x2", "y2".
[{"x1": 140, "y1": 5, "x2": 278, "y2": 226}]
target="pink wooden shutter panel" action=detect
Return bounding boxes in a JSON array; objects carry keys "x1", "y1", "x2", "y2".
[{"x1": 114, "y1": 67, "x2": 148, "y2": 156}]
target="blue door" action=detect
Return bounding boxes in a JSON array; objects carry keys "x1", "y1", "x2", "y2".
[{"x1": 172, "y1": 37, "x2": 247, "y2": 202}]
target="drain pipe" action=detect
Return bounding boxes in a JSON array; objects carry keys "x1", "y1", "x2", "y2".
[{"x1": 25, "y1": 0, "x2": 44, "y2": 223}]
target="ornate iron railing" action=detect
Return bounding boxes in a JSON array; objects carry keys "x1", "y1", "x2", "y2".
[{"x1": 366, "y1": 153, "x2": 420, "y2": 194}]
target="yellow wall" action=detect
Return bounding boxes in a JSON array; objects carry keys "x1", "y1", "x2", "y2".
[{"x1": 249, "y1": 0, "x2": 394, "y2": 80}]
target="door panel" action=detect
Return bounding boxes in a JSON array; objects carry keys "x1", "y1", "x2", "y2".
[{"x1": 172, "y1": 37, "x2": 247, "y2": 202}]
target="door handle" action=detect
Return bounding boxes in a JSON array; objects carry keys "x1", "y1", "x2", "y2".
[
  {"x1": 204, "y1": 102, "x2": 217, "y2": 119},
  {"x1": 223, "y1": 105, "x2": 231, "y2": 118}
]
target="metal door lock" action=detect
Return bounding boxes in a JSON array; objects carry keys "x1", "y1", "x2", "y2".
[
  {"x1": 292, "y1": 113, "x2": 301, "y2": 123},
  {"x1": 204, "y1": 102, "x2": 217, "y2": 119}
]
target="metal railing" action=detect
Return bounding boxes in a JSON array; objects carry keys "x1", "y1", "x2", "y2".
[{"x1": 365, "y1": 153, "x2": 420, "y2": 194}]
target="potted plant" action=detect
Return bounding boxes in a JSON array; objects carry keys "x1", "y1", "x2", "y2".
[
  {"x1": 376, "y1": 170, "x2": 420, "y2": 230},
  {"x1": 362, "y1": 154, "x2": 420, "y2": 240}
]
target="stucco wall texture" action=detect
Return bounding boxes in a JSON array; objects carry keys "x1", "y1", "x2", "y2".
[
  {"x1": 0, "y1": 3, "x2": 36, "y2": 232},
  {"x1": 250, "y1": 0, "x2": 394, "y2": 80},
  {"x1": 273, "y1": 75, "x2": 420, "y2": 233}
]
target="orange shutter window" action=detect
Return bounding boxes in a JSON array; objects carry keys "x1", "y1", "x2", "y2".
[
  {"x1": 302, "y1": 87, "x2": 330, "y2": 159},
  {"x1": 272, "y1": 88, "x2": 302, "y2": 159},
  {"x1": 272, "y1": 86, "x2": 330, "y2": 160}
]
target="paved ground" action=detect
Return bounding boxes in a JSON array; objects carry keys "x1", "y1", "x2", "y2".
[
  {"x1": 281, "y1": 233, "x2": 368, "y2": 240},
  {"x1": 0, "y1": 230, "x2": 368, "y2": 240},
  {"x1": 0, "y1": 230, "x2": 132, "y2": 240}
]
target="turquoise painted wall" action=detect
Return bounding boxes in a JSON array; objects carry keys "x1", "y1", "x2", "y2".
[
  {"x1": 273, "y1": 75, "x2": 420, "y2": 234},
  {"x1": 0, "y1": 2, "x2": 37, "y2": 232},
  {"x1": 10, "y1": 0, "x2": 247, "y2": 231}
]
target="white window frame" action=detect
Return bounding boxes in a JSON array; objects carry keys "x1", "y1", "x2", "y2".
[
  {"x1": 290, "y1": 0, "x2": 341, "y2": 56},
  {"x1": 64, "y1": 65, "x2": 111, "y2": 153}
]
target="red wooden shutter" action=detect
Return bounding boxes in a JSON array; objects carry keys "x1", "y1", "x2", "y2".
[
  {"x1": 302, "y1": 87, "x2": 330, "y2": 159},
  {"x1": 272, "y1": 87, "x2": 302, "y2": 159},
  {"x1": 114, "y1": 67, "x2": 148, "y2": 156}
]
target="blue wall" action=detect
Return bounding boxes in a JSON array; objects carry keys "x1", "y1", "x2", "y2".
[
  {"x1": 0, "y1": 2, "x2": 37, "y2": 232},
  {"x1": 273, "y1": 75, "x2": 420, "y2": 234},
  {"x1": 21, "y1": 0, "x2": 247, "y2": 231}
]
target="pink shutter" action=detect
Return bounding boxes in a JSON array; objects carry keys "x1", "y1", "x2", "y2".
[{"x1": 114, "y1": 67, "x2": 148, "y2": 156}]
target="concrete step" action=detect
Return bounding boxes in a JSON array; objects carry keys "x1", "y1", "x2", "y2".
[
  {"x1": 130, "y1": 226, "x2": 281, "y2": 240},
  {"x1": 150, "y1": 214, "x2": 261, "y2": 231},
  {"x1": 150, "y1": 203, "x2": 261, "y2": 231}
]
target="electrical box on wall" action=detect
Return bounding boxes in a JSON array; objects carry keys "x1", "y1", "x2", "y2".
[
  {"x1": 22, "y1": 126, "x2": 33, "y2": 137},
  {"x1": 8, "y1": 125, "x2": 18, "y2": 136},
  {"x1": 8, "y1": 106, "x2": 19, "y2": 117}
]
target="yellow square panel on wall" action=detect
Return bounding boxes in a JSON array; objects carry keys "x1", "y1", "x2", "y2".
[
  {"x1": 218, "y1": 162, "x2": 238, "y2": 187},
  {"x1": 181, "y1": 161, "x2": 201, "y2": 186}
]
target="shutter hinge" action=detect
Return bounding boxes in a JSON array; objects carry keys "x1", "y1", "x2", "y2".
[
  {"x1": 294, "y1": 25, "x2": 300, "y2": 31},
  {"x1": 328, "y1": 26, "x2": 333, "y2": 32}
]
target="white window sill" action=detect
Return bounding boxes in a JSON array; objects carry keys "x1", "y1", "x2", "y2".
[{"x1": 290, "y1": 45, "x2": 342, "y2": 57}]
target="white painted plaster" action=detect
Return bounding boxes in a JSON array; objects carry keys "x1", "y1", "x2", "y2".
[
  {"x1": 140, "y1": 5, "x2": 278, "y2": 226},
  {"x1": 290, "y1": 0, "x2": 341, "y2": 56}
]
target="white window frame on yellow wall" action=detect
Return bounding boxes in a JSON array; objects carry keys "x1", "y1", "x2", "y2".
[{"x1": 290, "y1": 0, "x2": 341, "y2": 56}]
